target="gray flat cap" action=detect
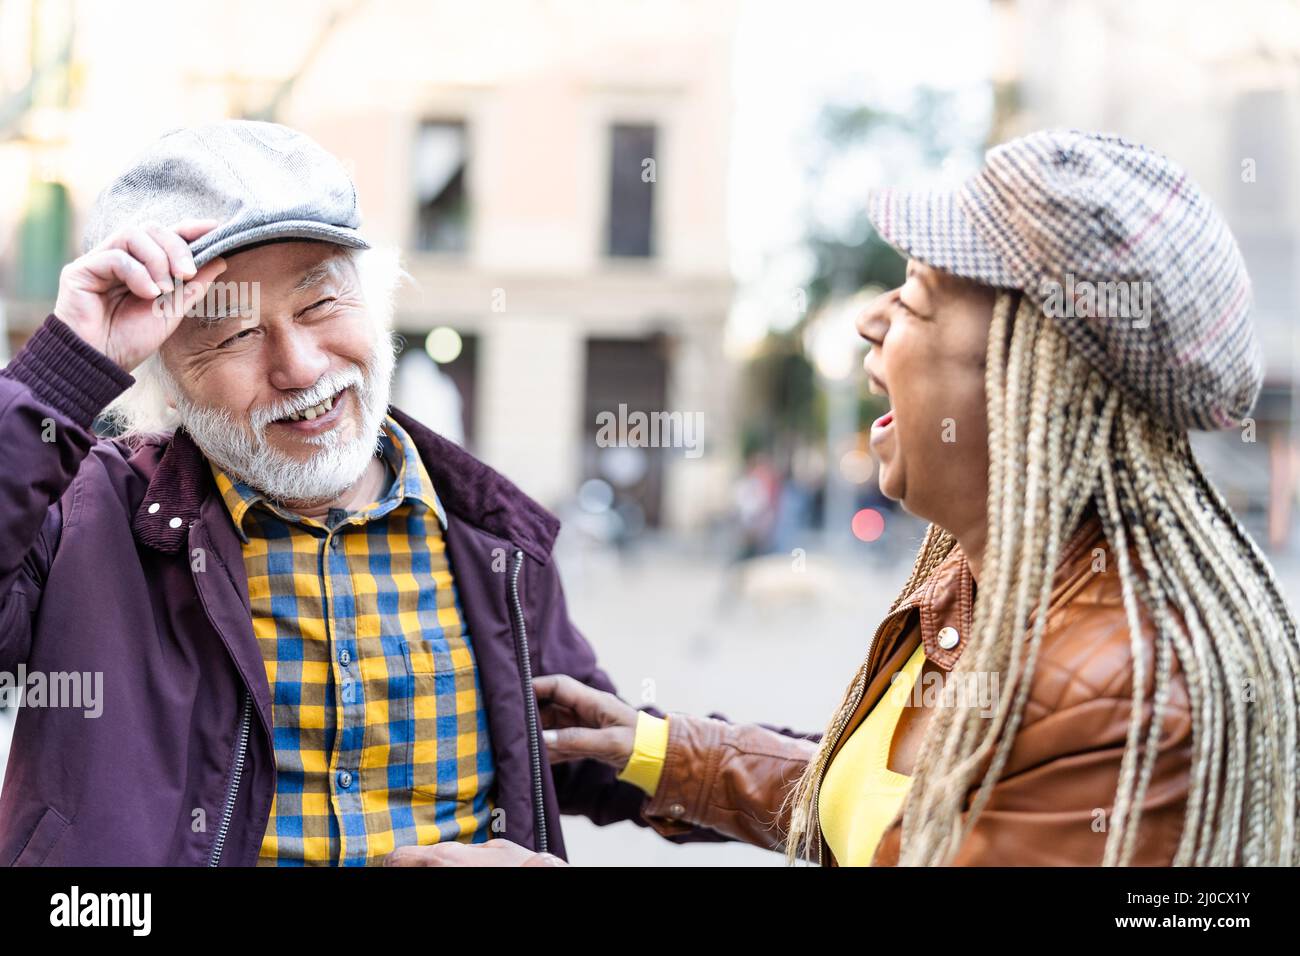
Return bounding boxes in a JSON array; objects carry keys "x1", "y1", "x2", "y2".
[
  {"x1": 84, "y1": 119, "x2": 370, "y2": 268},
  {"x1": 868, "y1": 129, "x2": 1261, "y2": 432}
]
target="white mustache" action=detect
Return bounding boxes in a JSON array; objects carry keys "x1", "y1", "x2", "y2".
[{"x1": 249, "y1": 367, "x2": 365, "y2": 433}]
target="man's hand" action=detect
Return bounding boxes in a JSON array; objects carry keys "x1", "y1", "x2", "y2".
[
  {"x1": 384, "y1": 839, "x2": 566, "y2": 867},
  {"x1": 534, "y1": 673, "x2": 637, "y2": 770},
  {"x1": 53, "y1": 218, "x2": 228, "y2": 372}
]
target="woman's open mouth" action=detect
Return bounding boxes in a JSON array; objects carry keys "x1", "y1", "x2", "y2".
[
  {"x1": 271, "y1": 388, "x2": 349, "y2": 434},
  {"x1": 869, "y1": 408, "x2": 895, "y2": 448}
]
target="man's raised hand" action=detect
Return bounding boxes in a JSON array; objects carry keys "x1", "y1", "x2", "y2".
[{"x1": 53, "y1": 218, "x2": 228, "y2": 372}]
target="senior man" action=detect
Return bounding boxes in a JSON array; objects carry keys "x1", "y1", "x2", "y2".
[{"x1": 0, "y1": 121, "x2": 649, "y2": 866}]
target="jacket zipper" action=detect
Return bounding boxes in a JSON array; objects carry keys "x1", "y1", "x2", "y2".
[
  {"x1": 810, "y1": 602, "x2": 915, "y2": 866},
  {"x1": 508, "y1": 548, "x2": 548, "y2": 854},
  {"x1": 208, "y1": 691, "x2": 253, "y2": 867}
]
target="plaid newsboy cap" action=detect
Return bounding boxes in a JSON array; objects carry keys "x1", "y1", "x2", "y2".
[
  {"x1": 84, "y1": 120, "x2": 370, "y2": 270},
  {"x1": 867, "y1": 129, "x2": 1261, "y2": 431}
]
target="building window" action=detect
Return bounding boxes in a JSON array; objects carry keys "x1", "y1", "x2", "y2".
[
  {"x1": 414, "y1": 120, "x2": 469, "y2": 253},
  {"x1": 606, "y1": 123, "x2": 657, "y2": 258}
]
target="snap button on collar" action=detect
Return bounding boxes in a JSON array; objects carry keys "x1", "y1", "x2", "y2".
[{"x1": 937, "y1": 626, "x2": 960, "y2": 650}]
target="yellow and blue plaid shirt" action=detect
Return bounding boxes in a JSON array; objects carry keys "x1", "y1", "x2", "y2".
[{"x1": 213, "y1": 417, "x2": 495, "y2": 866}]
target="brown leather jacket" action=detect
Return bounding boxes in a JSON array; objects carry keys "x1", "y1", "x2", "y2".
[{"x1": 640, "y1": 516, "x2": 1192, "y2": 865}]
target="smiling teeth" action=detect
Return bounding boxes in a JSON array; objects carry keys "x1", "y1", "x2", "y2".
[{"x1": 283, "y1": 394, "x2": 335, "y2": 422}]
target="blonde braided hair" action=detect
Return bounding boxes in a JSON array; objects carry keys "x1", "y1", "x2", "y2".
[{"x1": 785, "y1": 292, "x2": 1300, "y2": 866}]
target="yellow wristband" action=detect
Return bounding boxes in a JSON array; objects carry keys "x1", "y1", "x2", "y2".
[{"x1": 616, "y1": 711, "x2": 670, "y2": 796}]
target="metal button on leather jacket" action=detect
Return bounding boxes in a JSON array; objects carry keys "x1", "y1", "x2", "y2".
[{"x1": 639, "y1": 518, "x2": 1193, "y2": 865}]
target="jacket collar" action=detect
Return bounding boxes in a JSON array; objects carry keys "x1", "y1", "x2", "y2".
[
  {"x1": 900, "y1": 513, "x2": 1106, "y2": 672},
  {"x1": 904, "y1": 543, "x2": 975, "y2": 672},
  {"x1": 131, "y1": 405, "x2": 561, "y2": 563},
  {"x1": 130, "y1": 430, "x2": 209, "y2": 554}
]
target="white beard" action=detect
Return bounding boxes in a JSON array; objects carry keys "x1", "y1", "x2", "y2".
[{"x1": 165, "y1": 334, "x2": 397, "y2": 507}]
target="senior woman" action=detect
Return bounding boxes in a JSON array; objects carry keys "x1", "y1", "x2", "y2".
[{"x1": 399, "y1": 130, "x2": 1300, "y2": 868}]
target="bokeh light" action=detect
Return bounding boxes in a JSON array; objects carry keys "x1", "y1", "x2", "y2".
[
  {"x1": 425, "y1": 326, "x2": 463, "y2": 364},
  {"x1": 577, "y1": 478, "x2": 615, "y2": 513},
  {"x1": 851, "y1": 507, "x2": 885, "y2": 542},
  {"x1": 839, "y1": 449, "x2": 875, "y2": 484}
]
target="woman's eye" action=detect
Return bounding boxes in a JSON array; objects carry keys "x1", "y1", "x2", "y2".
[{"x1": 305, "y1": 297, "x2": 336, "y2": 312}]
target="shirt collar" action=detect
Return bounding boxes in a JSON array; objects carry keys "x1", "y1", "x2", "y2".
[
  {"x1": 385, "y1": 416, "x2": 449, "y2": 527},
  {"x1": 212, "y1": 416, "x2": 448, "y2": 540}
]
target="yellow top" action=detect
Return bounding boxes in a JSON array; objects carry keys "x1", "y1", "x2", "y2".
[{"x1": 817, "y1": 641, "x2": 927, "y2": 865}]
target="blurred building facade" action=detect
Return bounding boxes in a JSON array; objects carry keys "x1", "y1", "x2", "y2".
[{"x1": 0, "y1": 0, "x2": 738, "y2": 530}]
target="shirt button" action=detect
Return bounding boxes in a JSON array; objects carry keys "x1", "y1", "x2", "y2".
[
  {"x1": 337, "y1": 770, "x2": 353, "y2": 789},
  {"x1": 937, "y1": 626, "x2": 960, "y2": 650},
  {"x1": 147, "y1": 503, "x2": 160, "y2": 514},
  {"x1": 168, "y1": 517, "x2": 182, "y2": 529},
  {"x1": 668, "y1": 803, "x2": 686, "y2": 818},
  {"x1": 339, "y1": 648, "x2": 351, "y2": 666}
]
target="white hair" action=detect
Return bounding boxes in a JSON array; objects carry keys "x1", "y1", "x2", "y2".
[{"x1": 103, "y1": 243, "x2": 406, "y2": 441}]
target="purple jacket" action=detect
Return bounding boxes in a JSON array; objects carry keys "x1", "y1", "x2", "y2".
[{"x1": 0, "y1": 315, "x2": 653, "y2": 865}]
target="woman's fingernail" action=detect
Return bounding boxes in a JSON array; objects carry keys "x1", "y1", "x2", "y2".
[{"x1": 542, "y1": 730, "x2": 558, "y2": 746}]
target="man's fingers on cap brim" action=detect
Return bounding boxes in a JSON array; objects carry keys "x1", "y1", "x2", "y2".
[
  {"x1": 146, "y1": 223, "x2": 198, "y2": 279},
  {"x1": 84, "y1": 249, "x2": 161, "y2": 300},
  {"x1": 170, "y1": 218, "x2": 222, "y2": 243},
  {"x1": 111, "y1": 228, "x2": 174, "y2": 292},
  {"x1": 158, "y1": 257, "x2": 228, "y2": 322}
]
